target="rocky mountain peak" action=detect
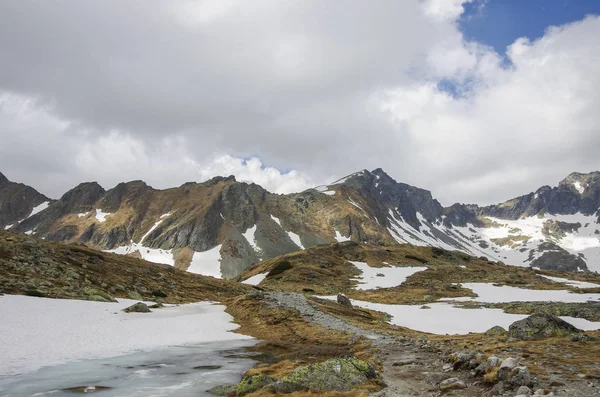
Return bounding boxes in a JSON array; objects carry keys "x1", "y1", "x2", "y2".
[
  {"x1": 558, "y1": 171, "x2": 600, "y2": 195},
  {"x1": 0, "y1": 171, "x2": 9, "y2": 186}
]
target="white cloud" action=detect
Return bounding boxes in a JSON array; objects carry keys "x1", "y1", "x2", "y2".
[
  {"x1": 0, "y1": 2, "x2": 599, "y2": 208},
  {"x1": 198, "y1": 155, "x2": 313, "y2": 194},
  {"x1": 421, "y1": 0, "x2": 474, "y2": 22}
]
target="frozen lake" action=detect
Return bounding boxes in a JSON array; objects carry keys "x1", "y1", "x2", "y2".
[{"x1": 0, "y1": 339, "x2": 258, "y2": 397}]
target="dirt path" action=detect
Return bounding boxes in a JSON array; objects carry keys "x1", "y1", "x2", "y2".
[{"x1": 265, "y1": 292, "x2": 486, "y2": 397}]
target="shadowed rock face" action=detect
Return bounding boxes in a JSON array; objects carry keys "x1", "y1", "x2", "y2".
[
  {"x1": 0, "y1": 172, "x2": 50, "y2": 228},
  {"x1": 2, "y1": 169, "x2": 600, "y2": 277}
]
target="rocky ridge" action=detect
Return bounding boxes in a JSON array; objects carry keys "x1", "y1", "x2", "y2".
[{"x1": 2, "y1": 169, "x2": 600, "y2": 277}]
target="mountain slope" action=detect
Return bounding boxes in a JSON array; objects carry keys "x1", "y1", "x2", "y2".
[
  {"x1": 2, "y1": 169, "x2": 600, "y2": 276},
  {"x1": 0, "y1": 172, "x2": 51, "y2": 230}
]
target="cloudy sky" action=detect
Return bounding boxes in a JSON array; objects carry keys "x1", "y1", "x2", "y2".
[{"x1": 1, "y1": 0, "x2": 599, "y2": 205}]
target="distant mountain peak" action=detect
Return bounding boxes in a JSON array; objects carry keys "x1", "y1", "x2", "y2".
[
  {"x1": 558, "y1": 171, "x2": 600, "y2": 195},
  {"x1": 0, "y1": 172, "x2": 8, "y2": 186}
]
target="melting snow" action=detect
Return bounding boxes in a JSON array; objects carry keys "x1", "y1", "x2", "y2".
[
  {"x1": 573, "y1": 181, "x2": 585, "y2": 194},
  {"x1": 538, "y1": 275, "x2": 600, "y2": 289},
  {"x1": 27, "y1": 201, "x2": 49, "y2": 218},
  {"x1": 187, "y1": 245, "x2": 223, "y2": 278},
  {"x1": 4, "y1": 224, "x2": 13, "y2": 230},
  {"x1": 95, "y1": 209, "x2": 110, "y2": 223},
  {"x1": 77, "y1": 212, "x2": 89, "y2": 218},
  {"x1": 270, "y1": 215, "x2": 282, "y2": 226},
  {"x1": 242, "y1": 272, "x2": 268, "y2": 286},
  {"x1": 242, "y1": 225, "x2": 260, "y2": 253},
  {"x1": 350, "y1": 261, "x2": 426, "y2": 290},
  {"x1": 0, "y1": 295, "x2": 251, "y2": 376},
  {"x1": 439, "y1": 283, "x2": 600, "y2": 303},
  {"x1": 24, "y1": 230, "x2": 34, "y2": 235},
  {"x1": 287, "y1": 231, "x2": 304, "y2": 249},
  {"x1": 321, "y1": 299, "x2": 600, "y2": 335},
  {"x1": 323, "y1": 190, "x2": 336, "y2": 196},
  {"x1": 348, "y1": 198, "x2": 364, "y2": 211},
  {"x1": 140, "y1": 220, "x2": 163, "y2": 244},
  {"x1": 334, "y1": 230, "x2": 351, "y2": 242},
  {"x1": 159, "y1": 212, "x2": 171, "y2": 219}
]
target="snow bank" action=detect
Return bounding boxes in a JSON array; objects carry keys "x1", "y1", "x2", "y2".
[
  {"x1": 243, "y1": 225, "x2": 260, "y2": 253},
  {"x1": 270, "y1": 215, "x2": 282, "y2": 226},
  {"x1": 27, "y1": 201, "x2": 50, "y2": 218},
  {"x1": 538, "y1": 275, "x2": 600, "y2": 289},
  {"x1": 187, "y1": 245, "x2": 222, "y2": 278},
  {"x1": 440, "y1": 283, "x2": 600, "y2": 303},
  {"x1": 0, "y1": 295, "x2": 251, "y2": 376},
  {"x1": 319, "y1": 297, "x2": 600, "y2": 335},
  {"x1": 335, "y1": 230, "x2": 350, "y2": 242},
  {"x1": 242, "y1": 272, "x2": 268, "y2": 286},
  {"x1": 287, "y1": 231, "x2": 304, "y2": 249},
  {"x1": 95, "y1": 209, "x2": 110, "y2": 222},
  {"x1": 350, "y1": 261, "x2": 426, "y2": 290}
]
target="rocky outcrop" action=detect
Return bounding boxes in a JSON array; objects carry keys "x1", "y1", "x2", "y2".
[
  {"x1": 529, "y1": 242, "x2": 588, "y2": 272},
  {"x1": 0, "y1": 172, "x2": 50, "y2": 229},
  {"x1": 123, "y1": 302, "x2": 151, "y2": 313},
  {"x1": 507, "y1": 314, "x2": 583, "y2": 340},
  {"x1": 271, "y1": 356, "x2": 380, "y2": 393},
  {"x1": 3, "y1": 168, "x2": 600, "y2": 277}
]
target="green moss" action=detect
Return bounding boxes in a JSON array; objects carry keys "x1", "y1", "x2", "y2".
[
  {"x1": 236, "y1": 373, "x2": 276, "y2": 396},
  {"x1": 273, "y1": 356, "x2": 378, "y2": 393}
]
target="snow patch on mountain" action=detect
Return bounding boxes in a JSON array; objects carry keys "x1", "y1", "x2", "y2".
[
  {"x1": 270, "y1": 215, "x2": 282, "y2": 226},
  {"x1": 242, "y1": 225, "x2": 259, "y2": 253},
  {"x1": 350, "y1": 261, "x2": 426, "y2": 290},
  {"x1": 242, "y1": 272, "x2": 268, "y2": 286},
  {"x1": 95, "y1": 209, "x2": 110, "y2": 223},
  {"x1": 287, "y1": 231, "x2": 304, "y2": 249},
  {"x1": 334, "y1": 230, "x2": 350, "y2": 242},
  {"x1": 573, "y1": 181, "x2": 585, "y2": 194},
  {"x1": 27, "y1": 201, "x2": 49, "y2": 219},
  {"x1": 187, "y1": 245, "x2": 222, "y2": 278}
]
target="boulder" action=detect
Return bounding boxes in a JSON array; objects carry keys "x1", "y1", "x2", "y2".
[
  {"x1": 337, "y1": 294, "x2": 353, "y2": 308},
  {"x1": 497, "y1": 357, "x2": 518, "y2": 382},
  {"x1": 516, "y1": 385, "x2": 532, "y2": 396},
  {"x1": 236, "y1": 373, "x2": 276, "y2": 396},
  {"x1": 483, "y1": 381, "x2": 504, "y2": 397},
  {"x1": 508, "y1": 314, "x2": 582, "y2": 340},
  {"x1": 509, "y1": 366, "x2": 532, "y2": 388},
  {"x1": 439, "y1": 377, "x2": 466, "y2": 392},
  {"x1": 474, "y1": 356, "x2": 501, "y2": 376},
  {"x1": 123, "y1": 302, "x2": 151, "y2": 313},
  {"x1": 271, "y1": 356, "x2": 379, "y2": 393},
  {"x1": 485, "y1": 326, "x2": 507, "y2": 337}
]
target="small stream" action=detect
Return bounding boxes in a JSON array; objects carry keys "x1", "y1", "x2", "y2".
[{"x1": 0, "y1": 340, "x2": 258, "y2": 397}]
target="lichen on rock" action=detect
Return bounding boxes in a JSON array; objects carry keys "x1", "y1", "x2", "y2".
[{"x1": 271, "y1": 356, "x2": 380, "y2": 393}]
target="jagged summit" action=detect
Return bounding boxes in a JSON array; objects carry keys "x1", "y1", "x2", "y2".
[
  {"x1": 2, "y1": 168, "x2": 600, "y2": 276},
  {"x1": 0, "y1": 171, "x2": 9, "y2": 186}
]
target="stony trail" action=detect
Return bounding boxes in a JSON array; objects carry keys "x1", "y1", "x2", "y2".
[{"x1": 265, "y1": 291, "x2": 484, "y2": 397}]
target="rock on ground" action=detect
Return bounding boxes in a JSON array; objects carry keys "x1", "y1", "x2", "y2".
[
  {"x1": 122, "y1": 302, "x2": 151, "y2": 313},
  {"x1": 508, "y1": 314, "x2": 582, "y2": 340},
  {"x1": 271, "y1": 356, "x2": 380, "y2": 393}
]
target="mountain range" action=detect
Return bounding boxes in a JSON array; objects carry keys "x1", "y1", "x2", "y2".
[{"x1": 2, "y1": 169, "x2": 599, "y2": 277}]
